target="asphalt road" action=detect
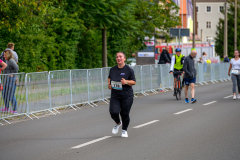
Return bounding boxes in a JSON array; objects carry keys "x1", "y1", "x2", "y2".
[{"x1": 0, "y1": 81, "x2": 240, "y2": 160}]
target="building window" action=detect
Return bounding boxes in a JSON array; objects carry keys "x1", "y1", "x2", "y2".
[
  {"x1": 196, "y1": 6, "x2": 198, "y2": 12},
  {"x1": 206, "y1": 21, "x2": 211, "y2": 28},
  {"x1": 219, "y1": 6, "x2": 224, "y2": 12},
  {"x1": 206, "y1": 6, "x2": 211, "y2": 12}
]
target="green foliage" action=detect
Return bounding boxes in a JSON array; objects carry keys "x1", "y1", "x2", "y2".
[
  {"x1": 0, "y1": 0, "x2": 180, "y2": 72},
  {"x1": 215, "y1": 0, "x2": 240, "y2": 58}
]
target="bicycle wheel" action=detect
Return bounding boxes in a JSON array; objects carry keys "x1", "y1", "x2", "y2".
[
  {"x1": 174, "y1": 81, "x2": 178, "y2": 100},
  {"x1": 176, "y1": 80, "x2": 181, "y2": 100}
]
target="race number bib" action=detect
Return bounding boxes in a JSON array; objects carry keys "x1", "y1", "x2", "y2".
[
  {"x1": 231, "y1": 69, "x2": 240, "y2": 75},
  {"x1": 111, "y1": 81, "x2": 123, "y2": 90}
]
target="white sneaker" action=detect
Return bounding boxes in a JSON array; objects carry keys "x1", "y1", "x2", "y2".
[
  {"x1": 237, "y1": 94, "x2": 240, "y2": 99},
  {"x1": 121, "y1": 130, "x2": 128, "y2": 138},
  {"x1": 233, "y1": 95, "x2": 237, "y2": 100},
  {"x1": 112, "y1": 122, "x2": 122, "y2": 134}
]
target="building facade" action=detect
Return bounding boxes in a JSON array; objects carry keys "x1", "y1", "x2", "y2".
[{"x1": 196, "y1": 0, "x2": 226, "y2": 42}]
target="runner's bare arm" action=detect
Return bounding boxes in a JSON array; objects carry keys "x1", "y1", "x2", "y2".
[
  {"x1": 121, "y1": 78, "x2": 136, "y2": 86},
  {"x1": 108, "y1": 78, "x2": 112, "y2": 89}
]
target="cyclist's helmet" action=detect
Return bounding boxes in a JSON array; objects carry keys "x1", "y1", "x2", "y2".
[{"x1": 175, "y1": 48, "x2": 181, "y2": 52}]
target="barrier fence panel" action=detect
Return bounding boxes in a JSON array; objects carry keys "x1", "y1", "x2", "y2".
[
  {"x1": 151, "y1": 64, "x2": 162, "y2": 90},
  {"x1": 141, "y1": 65, "x2": 152, "y2": 92},
  {"x1": 88, "y1": 68, "x2": 103, "y2": 104},
  {"x1": 196, "y1": 63, "x2": 204, "y2": 83},
  {"x1": 160, "y1": 64, "x2": 173, "y2": 89},
  {"x1": 25, "y1": 72, "x2": 50, "y2": 115},
  {"x1": 204, "y1": 64, "x2": 212, "y2": 82},
  {"x1": 71, "y1": 69, "x2": 89, "y2": 106},
  {"x1": 131, "y1": 65, "x2": 142, "y2": 94},
  {"x1": 213, "y1": 63, "x2": 220, "y2": 81},
  {"x1": 0, "y1": 73, "x2": 26, "y2": 123},
  {"x1": 49, "y1": 70, "x2": 71, "y2": 109},
  {"x1": 223, "y1": 63, "x2": 230, "y2": 80},
  {"x1": 102, "y1": 67, "x2": 111, "y2": 99}
]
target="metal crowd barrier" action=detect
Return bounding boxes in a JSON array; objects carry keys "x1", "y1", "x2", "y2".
[
  {"x1": 0, "y1": 63, "x2": 230, "y2": 124},
  {"x1": 0, "y1": 73, "x2": 26, "y2": 124}
]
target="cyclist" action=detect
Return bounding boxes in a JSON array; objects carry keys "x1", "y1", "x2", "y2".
[{"x1": 169, "y1": 48, "x2": 185, "y2": 96}]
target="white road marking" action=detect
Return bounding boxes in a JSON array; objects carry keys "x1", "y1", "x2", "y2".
[
  {"x1": 71, "y1": 136, "x2": 111, "y2": 149},
  {"x1": 203, "y1": 101, "x2": 217, "y2": 106},
  {"x1": 224, "y1": 95, "x2": 233, "y2": 99},
  {"x1": 174, "y1": 109, "x2": 193, "y2": 115},
  {"x1": 133, "y1": 120, "x2": 159, "y2": 129}
]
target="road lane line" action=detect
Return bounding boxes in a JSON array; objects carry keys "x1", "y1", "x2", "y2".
[
  {"x1": 224, "y1": 95, "x2": 233, "y2": 99},
  {"x1": 71, "y1": 136, "x2": 111, "y2": 149},
  {"x1": 203, "y1": 101, "x2": 217, "y2": 106},
  {"x1": 133, "y1": 120, "x2": 159, "y2": 129},
  {"x1": 174, "y1": 109, "x2": 192, "y2": 115}
]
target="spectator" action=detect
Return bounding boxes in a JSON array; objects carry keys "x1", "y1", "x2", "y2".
[
  {"x1": 1, "y1": 42, "x2": 18, "y2": 63},
  {"x1": 1, "y1": 50, "x2": 19, "y2": 114},
  {"x1": 202, "y1": 52, "x2": 208, "y2": 72},
  {"x1": 157, "y1": 46, "x2": 171, "y2": 88},
  {"x1": 158, "y1": 46, "x2": 171, "y2": 64},
  {"x1": 224, "y1": 56, "x2": 230, "y2": 62}
]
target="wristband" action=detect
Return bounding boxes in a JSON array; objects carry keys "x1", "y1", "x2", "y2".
[{"x1": 126, "y1": 81, "x2": 128, "y2": 85}]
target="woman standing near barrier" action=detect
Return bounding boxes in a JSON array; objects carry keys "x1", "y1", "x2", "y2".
[
  {"x1": 228, "y1": 50, "x2": 240, "y2": 100},
  {"x1": 202, "y1": 52, "x2": 208, "y2": 72},
  {"x1": 2, "y1": 50, "x2": 19, "y2": 114},
  {"x1": 108, "y1": 52, "x2": 136, "y2": 138}
]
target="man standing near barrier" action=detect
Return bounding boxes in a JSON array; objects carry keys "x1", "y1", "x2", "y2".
[
  {"x1": 158, "y1": 46, "x2": 171, "y2": 64},
  {"x1": 108, "y1": 52, "x2": 136, "y2": 138},
  {"x1": 183, "y1": 49, "x2": 197, "y2": 103},
  {"x1": 1, "y1": 43, "x2": 18, "y2": 63}
]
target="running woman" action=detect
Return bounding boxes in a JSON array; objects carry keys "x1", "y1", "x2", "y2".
[
  {"x1": 228, "y1": 50, "x2": 240, "y2": 100},
  {"x1": 108, "y1": 52, "x2": 136, "y2": 138}
]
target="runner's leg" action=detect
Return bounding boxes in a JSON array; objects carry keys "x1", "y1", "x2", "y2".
[
  {"x1": 185, "y1": 85, "x2": 189, "y2": 99},
  {"x1": 109, "y1": 97, "x2": 121, "y2": 124},
  {"x1": 120, "y1": 97, "x2": 133, "y2": 131},
  {"x1": 231, "y1": 74, "x2": 237, "y2": 95},
  {"x1": 190, "y1": 83, "x2": 195, "y2": 99},
  {"x1": 236, "y1": 74, "x2": 240, "y2": 94}
]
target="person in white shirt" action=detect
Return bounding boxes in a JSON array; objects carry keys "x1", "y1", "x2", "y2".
[
  {"x1": 202, "y1": 52, "x2": 207, "y2": 72},
  {"x1": 1, "y1": 42, "x2": 18, "y2": 63},
  {"x1": 228, "y1": 50, "x2": 240, "y2": 100}
]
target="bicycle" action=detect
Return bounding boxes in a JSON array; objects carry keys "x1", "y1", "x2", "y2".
[{"x1": 173, "y1": 71, "x2": 183, "y2": 100}]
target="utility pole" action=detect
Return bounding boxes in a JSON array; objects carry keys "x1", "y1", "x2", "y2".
[
  {"x1": 234, "y1": 0, "x2": 237, "y2": 50},
  {"x1": 192, "y1": 0, "x2": 196, "y2": 48},
  {"x1": 224, "y1": 2, "x2": 228, "y2": 57},
  {"x1": 102, "y1": 27, "x2": 107, "y2": 67}
]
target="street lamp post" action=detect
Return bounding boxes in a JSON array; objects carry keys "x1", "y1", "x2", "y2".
[
  {"x1": 192, "y1": 0, "x2": 196, "y2": 48},
  {"x1": 224, "y1": 2, "x2": 228, "y2": 57},
  {"x1": 234, "y1": 0, "x2": 237, "y2": 50}
]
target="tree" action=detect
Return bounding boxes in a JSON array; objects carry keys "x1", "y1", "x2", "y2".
[
  {"x1": 215, "y1": 0, "x2": 240, "y2": 58},
  {"x1": 0, "y1": 0, "x2": 180, "y2": 72}
]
